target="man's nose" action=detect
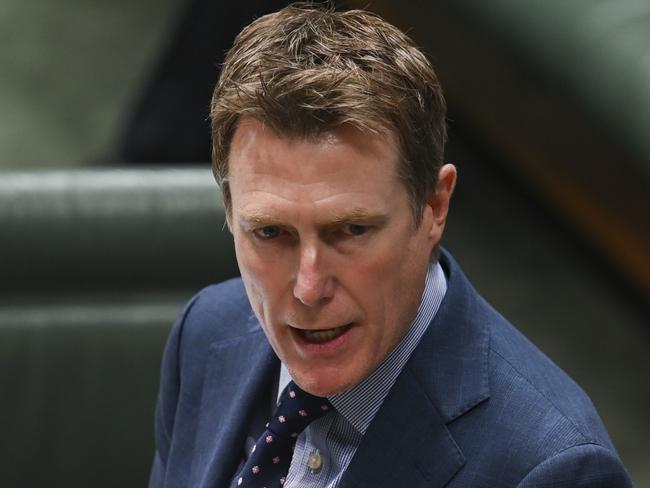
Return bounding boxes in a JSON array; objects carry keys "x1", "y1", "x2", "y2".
[{"x1": 293, "y1": 245, "x2": 334, "y2": 307}]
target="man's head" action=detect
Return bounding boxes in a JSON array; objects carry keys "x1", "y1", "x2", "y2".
[
  {"x1": 211, "y1": 3, "x2": 448, "y2": 225},
  {"x1": 211, "y1": 3, "x2": 456, "y2": 396}
]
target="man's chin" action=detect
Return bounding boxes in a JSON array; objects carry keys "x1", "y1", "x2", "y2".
[{"x1": 288, "y1": 367, "x2": 362, "y2": 397}]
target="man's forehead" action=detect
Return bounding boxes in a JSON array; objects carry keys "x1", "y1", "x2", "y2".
[
  {"x1": 227, "y1": 119, "x2": 402, "y2": 190},
  {"x1": 226, "y1": 117, "x2": 409, "y2": 219},
  {"x1": 228, "y1": 118, "x2": 401, "y2": 192}
]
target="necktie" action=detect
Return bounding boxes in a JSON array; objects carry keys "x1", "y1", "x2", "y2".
[{"x1": 232, "y1": 381, "x2": 332, "y2": 487}]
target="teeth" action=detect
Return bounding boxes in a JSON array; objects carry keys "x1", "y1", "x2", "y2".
[{"x1": 301, "y1": 325, "x2": 350, "y2": 343}]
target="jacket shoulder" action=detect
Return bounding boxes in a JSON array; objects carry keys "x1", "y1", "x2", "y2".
[
  {"x1": 179, "y1": 277, "x2": 255, "y2": 342},
  {"x1": 461, "y1": 302, "x2": 629, "y2": 485},
  {"x1": 166, "y1": 278, "x2": 258, "y2": 380},
  {"x1": 487, "y1": 308, "x2": 614, "y2": 450},
  {"x1": 439, "y1": 251, "x2": 628, "y2": 484}
]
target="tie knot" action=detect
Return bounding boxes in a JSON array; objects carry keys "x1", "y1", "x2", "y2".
[{"x1": 268, "y1": 381, "x2": 331, "y2": 441}]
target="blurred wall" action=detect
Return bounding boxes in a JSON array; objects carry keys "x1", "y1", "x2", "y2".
[{"x1": 0, "y1": 0, "x2": 179, "y2": 168}]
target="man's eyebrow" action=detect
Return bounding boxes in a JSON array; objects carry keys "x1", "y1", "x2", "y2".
[
  {"x1": 238, "y1": 208, "x2": 388, "y2": 227},
  {"x1": 237, "y1": 211, "x2": 281, "y2": 226},
  {"x1": 327, "y1": 208, "x2": 389, "y2": 226}
]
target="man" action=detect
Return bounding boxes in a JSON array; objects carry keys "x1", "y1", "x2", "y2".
[{"x1": 150, "y1": 4, "x2": 632, "y2": 487}]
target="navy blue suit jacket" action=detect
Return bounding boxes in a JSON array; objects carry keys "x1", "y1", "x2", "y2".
[{"x1": 150, "y1": 250, "x2": 632, "y2": 487}]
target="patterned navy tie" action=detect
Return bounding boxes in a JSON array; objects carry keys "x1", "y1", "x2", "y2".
[{"x1": 232, "y1": 381, "x2": 332, "y2": 487}]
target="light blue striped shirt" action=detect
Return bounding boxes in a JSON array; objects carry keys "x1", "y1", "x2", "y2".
[{"x1": 278, "y1": 261, "x2": 447, "y2": 488}]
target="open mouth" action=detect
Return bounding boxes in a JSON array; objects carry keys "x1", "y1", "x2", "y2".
[{"x1": 295, "y1": 323, "x2": 353, "y2": 344}]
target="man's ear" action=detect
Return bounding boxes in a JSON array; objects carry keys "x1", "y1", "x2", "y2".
[{"x1": 426, "y1": 163, "x2": 457, "y2": 241}]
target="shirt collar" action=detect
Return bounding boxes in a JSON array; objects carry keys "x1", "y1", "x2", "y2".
[{"x1": 278, "y1": 261, "x2": 447, "y2": 434}]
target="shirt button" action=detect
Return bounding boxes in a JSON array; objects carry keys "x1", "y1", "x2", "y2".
[{"x1": 307, "y1": 449, "x2": 323, "y2": 472}]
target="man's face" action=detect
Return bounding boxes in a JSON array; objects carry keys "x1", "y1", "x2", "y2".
[{"x1": 228, "y1": 118, "x2": 451, "y2": 396}]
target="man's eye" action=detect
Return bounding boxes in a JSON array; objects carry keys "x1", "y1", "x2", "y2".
[
  {"x1": 343, "y1": 224, "x2": 368, "y2": 236},
  {"x1": 254, "y1": 226, "x2": 281, "y2": 239}
]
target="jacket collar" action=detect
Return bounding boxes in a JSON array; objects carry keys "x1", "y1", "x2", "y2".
[
  {"x1": 339, "y1": 250, "x2": 491, "y2": 487},
  {"x1": 411, "y1": 249, "x2": 491, "y2": 422}
]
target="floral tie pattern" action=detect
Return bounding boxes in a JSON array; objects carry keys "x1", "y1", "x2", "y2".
[{"x1": 231, "y1": 381, "x2": 332, "y2": 487}]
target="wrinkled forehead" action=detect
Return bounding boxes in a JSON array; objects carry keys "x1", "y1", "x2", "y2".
[
  {"x1": 227, "y1": 117, "x2": 411, "y2": 231},
  {"x1": 228, "y1": 116, "x2": 400, "y2": 167},
  {"x1": 227, "y1": 118, "x2": 405, "y2": 196}
]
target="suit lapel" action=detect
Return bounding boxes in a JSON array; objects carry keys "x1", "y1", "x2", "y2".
[
  {"x1": 189, "y1": 316, "x2": 279, "y2": 488},
  {"x1": 341, "y1": 250, "x2": 491, "y2": 487},
  {"x1": 339, "y1": 367, "x2": 465, "y2": 487}
]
